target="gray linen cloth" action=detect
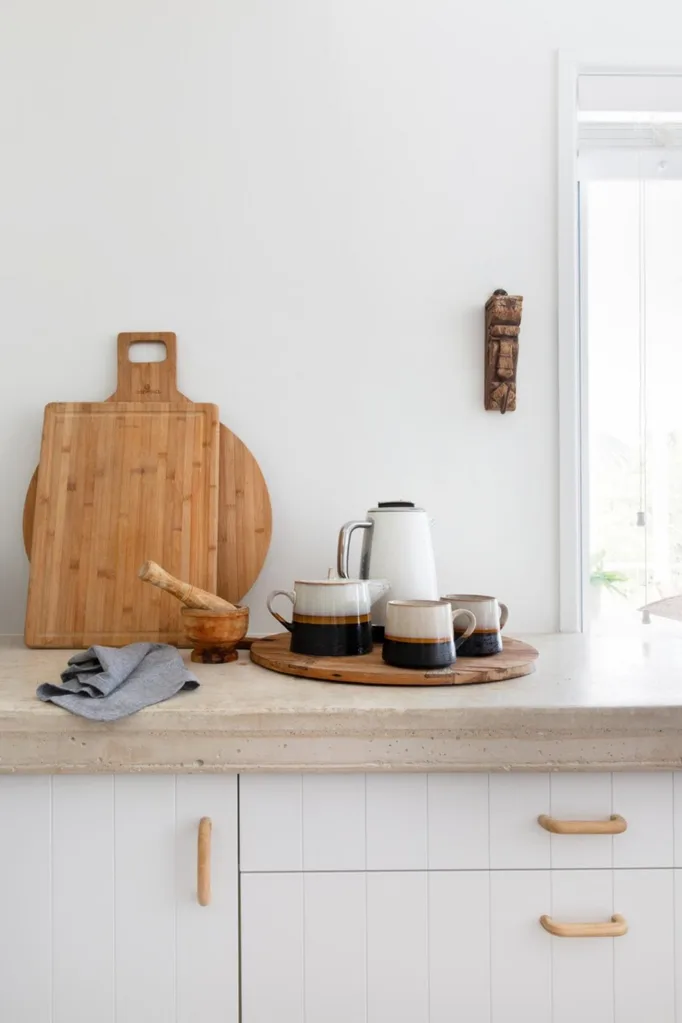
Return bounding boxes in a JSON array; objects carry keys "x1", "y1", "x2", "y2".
[{"x1": 36, "y1": 643, "x2": 199, "y2": 720}]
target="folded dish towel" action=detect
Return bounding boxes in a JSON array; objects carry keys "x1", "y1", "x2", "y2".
[{"x1": 36, "y1": 643, "x2": 199, "y2": 721}]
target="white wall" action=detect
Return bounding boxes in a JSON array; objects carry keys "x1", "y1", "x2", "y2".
[{"x1": 2, "y1": 0, "x2": 679, "y2": 636}]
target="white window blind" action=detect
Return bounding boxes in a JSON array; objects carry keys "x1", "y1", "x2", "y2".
[{"x1": 578, "y1": 74, "x2": 682, "y2": 180}]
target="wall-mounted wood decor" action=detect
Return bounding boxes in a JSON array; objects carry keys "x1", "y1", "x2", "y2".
[{"x1": 484, "y1": 289, "x2": 523, "y2": 413}]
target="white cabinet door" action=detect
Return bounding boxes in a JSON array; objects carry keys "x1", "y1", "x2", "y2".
[
  {"x1": 493, "y1": 869, "x2": 676, "y2": 1023},
  {"x1": 549, "y1": 870, "x2": 615, "y2": 1023},
  {"x1": 613, "y1": 869, "x2": 675, "y2": 1022},
  {"x1": 489, "y1": 870, "x2": 552, "y2": 1022},
  {"x1": 0, "y1": 775, "x2": 238, "y2": 1023},
  {"x1": 242, "y1": 867, "x2": 680, "y2": 1023},
  {"x1": 241, "y1": 870, "x2": 492, "y2": 1023}
]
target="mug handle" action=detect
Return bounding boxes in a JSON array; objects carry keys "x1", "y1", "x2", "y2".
[
  {"x1": 499, "y1": 603, "x2": 509, "y2": 629},
  {"x1": 266, "y1": 590, "x2": 296, "y2": 632},
  {"x1": 452, "y1": 608, "x2": 476, "y2": 649}
]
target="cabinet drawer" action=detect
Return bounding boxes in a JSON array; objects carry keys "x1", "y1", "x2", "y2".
[
  {"x1": 241, "y1": 868, "x2": 678, "y2": 1023},
  {"x1": 492, "y1": 771, "x2": 674, "y2": 869},
  {"x1": 239, "y1": 774, "x2": 488, "y2": 871},
  {"x1": 239, "y1": 772, "x2": 675, "y2": 872}
]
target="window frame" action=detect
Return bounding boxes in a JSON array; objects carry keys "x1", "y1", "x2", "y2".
[{"x1": 557, "y1": 51, "x2": 682, "y2": 632}]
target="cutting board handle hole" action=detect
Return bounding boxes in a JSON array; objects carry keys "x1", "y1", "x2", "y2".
[{"x1": 128, "y1": 341, "x2": 167, "y2": 363}]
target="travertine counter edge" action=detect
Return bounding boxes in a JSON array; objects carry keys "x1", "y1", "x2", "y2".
[{"x1": 1, "y1": 633, "x2": 682, "y2": 772}]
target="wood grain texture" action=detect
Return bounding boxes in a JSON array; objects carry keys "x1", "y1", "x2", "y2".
[
  {"x1": 197, "y1": 817, "x2": 212, "y2": 907},
  {"x1": 485, "y1": 289, "x2": 522, "y2": 413},
  {"x1": 23, "y1": 332, "x2": 272, "y2": 607},
  {"x1": 25, "y1": 400, "x2": 219, "y2": 647},
  {"x1": 538, "y1": 813, "x2": 627, "y2": 835},
  {"x1": 250, "y1": 634, "x2": 538, "y2": 686},
  {"x1": 181, "y1": 606, "x2": 249, "y2": 663},
  {"x1": 139, "y1": 560, "x2": 236, "y2": 611},
  {"x1": 539, "y1": 913, "x2": 627, "y2": 938}
]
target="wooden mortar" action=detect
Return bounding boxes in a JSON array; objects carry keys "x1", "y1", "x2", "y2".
[{"x1": 181, "y1": 606, "x2": 249, "y2": 663}]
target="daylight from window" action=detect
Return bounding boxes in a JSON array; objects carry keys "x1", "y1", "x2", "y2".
[{"x1": 586, "y1": 179, "x2": 682, "y2": 632}]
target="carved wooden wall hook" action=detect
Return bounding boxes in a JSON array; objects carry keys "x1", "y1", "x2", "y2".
[{"x1": 485, "y1": 289, "x2": 523, "y2": 413}]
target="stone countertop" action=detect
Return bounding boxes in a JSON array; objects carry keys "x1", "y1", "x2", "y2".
[{"x1": 1, "y1": 633, "x2": 682, "y2": 773}]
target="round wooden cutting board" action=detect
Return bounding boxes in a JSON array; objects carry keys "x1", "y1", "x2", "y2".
[
  {"x1": 250, "y1": 634, "x2": 539, "y2": 686},
  {"x1": 22, "y1": 332, "x2": 272, "y2": 607}
]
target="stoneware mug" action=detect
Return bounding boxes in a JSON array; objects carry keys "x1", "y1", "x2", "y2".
[
  {"x1": 382, "y1": 599, "x2": 476, "y2": 669},
  {"x1": 441, "y1": 594, "x2": 509, "y2": 656},
  {"x1": 266, "y1": 579, "x2": 389, "y2": 656}
]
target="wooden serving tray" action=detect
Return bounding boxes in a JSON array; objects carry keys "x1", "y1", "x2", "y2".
[{"x1": 250, "y1": 634, "x2": 538, "y2": 686}]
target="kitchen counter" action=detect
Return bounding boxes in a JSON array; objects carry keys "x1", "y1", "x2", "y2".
[{"x1": 1, "y1": 633, "x2": 682, "y2": 773}]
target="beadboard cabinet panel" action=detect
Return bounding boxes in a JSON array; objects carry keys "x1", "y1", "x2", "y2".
[
  {"x1": 674, "y1": 774, "x2": 682, "y2": 865},
  {"x1": 367, "y1": 872, "x2": 430, "y2": 1022},
  {"x1": 676, "y1": 871, "x2": 682, "y2": 1008},
  {"x1": 611, "y1": 772, "x2": 673, "y2": 868},
  {"x1": 53, "y1": 776, "x2": 115, "y2": 1023},
  {"x1": 489, "y1": 773, "x2": 551, "y2": 869},
  {"x1": 548, "y1": 772, "x2": 614, "y2": 869},
  {"x1": 114, "y1": 776, "x2": 177, "y2": 1023},
  {"x1": 550, "y1": 870, "x2": 615, "y2": 1023},
  {"x1": 242, "y1": 871, "x2": 490, "y2": 1023},
  {"x1": 302, "y1": 774, "x2": 367, "y2": 871},
  {"x1": 614, "y1": 869, "x2": 675, "y2": 1022},
  {"x1": 427, "y1": 773, "x2": 490, "y2": 870},
  {"x1": 241, "y1": 873, "x2": 305, "y2": 1023},
  {"x1": 490, "y1": 870, "x2": 553, "y2": 1022},
  {"x1": 240, "y1": 866, "x2": 682, "y2": 1023},
  {"x1": 0, "y1": 776, "x2": 52, "y2": 1023},
  {"x1": 304, "y1": 872, "x2": 367, "y2": 1023},
  {"x1": 366, "y1": 774, "x2": 428, "y2": 870},
  {"x1": 549, "y1": 773, "x2": 673, "y2": 869},
  {"x1": 239, "y1": 774, "x2": 304, "y2": 871},
  {"x1": 175, "y1": 775, "x2": 239, "y2": 1023},
  {"x1": 550, "y1": 869, "x2": 676, "y2": 1023},
  {"x1": 240, "y1": 772, "x2": 675, "y2": 873},
  {"x1": 428, "y1": 870, "x2": 491, "y2": 1022},
  {"x1": 0, "y1": 775, "x2": 238, "y2": 1023}
]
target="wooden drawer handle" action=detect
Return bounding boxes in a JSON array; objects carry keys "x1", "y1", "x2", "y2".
[
  {"x1": 540, "y1": 913, "x2": 627, "y2": 938},
  {"x1": 197, "y1": 817, "x2": 212, "y2": 907},
  {"x1": 537, "y1": 813, "x2": 627, "y2": 835}
]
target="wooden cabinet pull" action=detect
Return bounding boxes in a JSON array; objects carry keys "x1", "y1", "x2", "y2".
[
  {"x1": 540, "y1": 913, "x2": 627, "y2": 938},
  {"x1": 197, "y1": 817, "x2": 212, "y2": 907},
  {"x1": 537, "y1": 813, "x2": 627, "y2": 835}
]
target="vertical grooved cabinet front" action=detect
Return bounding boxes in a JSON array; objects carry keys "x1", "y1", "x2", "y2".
[
  {"x1": 240, "y1": 772, "x2": 682, "y2": 1023},
  {"x1": 0, "y1": 775, "x2": 238, "y2": 1023}
]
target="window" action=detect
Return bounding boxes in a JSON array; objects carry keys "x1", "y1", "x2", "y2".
[{"x1": 559, "y1": 58, "x2": 682, "y2": 633}]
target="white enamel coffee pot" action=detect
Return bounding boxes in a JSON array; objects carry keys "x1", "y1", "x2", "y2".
[{"x1": 336, "y1": 501, "x2": 439, "y2": 630}]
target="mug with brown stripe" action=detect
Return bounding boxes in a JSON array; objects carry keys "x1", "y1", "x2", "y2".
[
  {"x1": 266, "y1": 579, "x2": 389, "y2": 656},
  {"x1": 441, "y1": 594, "x2": 508, "y2": 656},
  {"x1": 382, "y1": 599, "x2": 476, "y2": 669}
]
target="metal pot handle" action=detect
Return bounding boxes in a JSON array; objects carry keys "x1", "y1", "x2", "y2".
[{"x1": 337, "y1": 520, "x2": 372, "y2": 578}]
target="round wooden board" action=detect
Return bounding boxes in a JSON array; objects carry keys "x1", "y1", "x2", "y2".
[{"x1": 250, "y1": 633, "x2": 539, "y2": 686}]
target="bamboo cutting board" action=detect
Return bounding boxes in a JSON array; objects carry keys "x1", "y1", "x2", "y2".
[
  {"x1": 23, "y1": 332, "x2": 273, "y2": 608},
  {"x1": 25, "y1": 336, "x2": 220, "y2": 647}
]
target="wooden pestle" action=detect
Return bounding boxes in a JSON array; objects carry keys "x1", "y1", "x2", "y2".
[{"x1": 138, "y1": 561, "x2": 237, "y2": 612}]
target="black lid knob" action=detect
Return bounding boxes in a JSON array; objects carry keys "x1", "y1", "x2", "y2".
[{"x1": 377, "y1": 501, "x2": 415, "y2": 508}]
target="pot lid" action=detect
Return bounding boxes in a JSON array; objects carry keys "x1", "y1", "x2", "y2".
[{"x1": 370, "y1": 501, "x2": 424, "y2": 512}]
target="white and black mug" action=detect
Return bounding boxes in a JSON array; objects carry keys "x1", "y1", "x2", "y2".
[
  {"x1": 267, "y1": 579, "x2": 388, "y2": 656},
  {"x1": 441, "y1": 594, "x2": 508, "y2": 656},
  {"x1": 382, "y1": 599, "x2": 476, "y2": 669}
]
